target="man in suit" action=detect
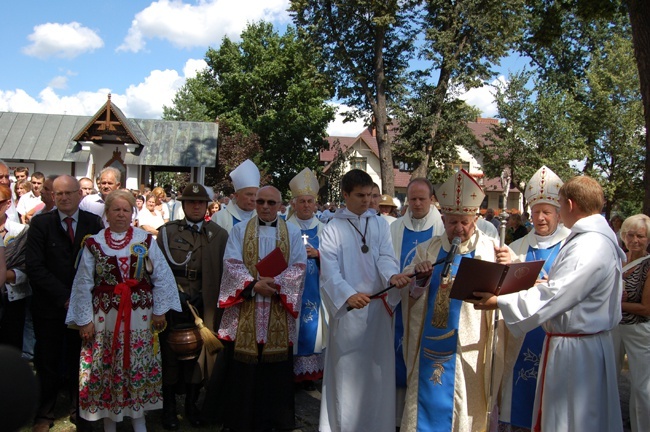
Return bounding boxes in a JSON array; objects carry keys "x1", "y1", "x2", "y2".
[{"x1": 26, "y1": 175, "x2": 103, "y2": 432}]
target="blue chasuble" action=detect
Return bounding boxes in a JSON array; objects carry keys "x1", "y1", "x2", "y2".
[
  {"x1": 417, "y1": 246, "x2": 475, "y2": 431},
  {"x1": 396, "y1": 227, "x2": 433, "y2": 387},
  {"x1": 232, "y1": 215, "x2": 241, "y2": 226},
  {"x1": 296, "y1": 225, "x2": 321, "y2": 356},
  {"x1": 509, "y1": 242, "x2": 561, "y2": 428}
]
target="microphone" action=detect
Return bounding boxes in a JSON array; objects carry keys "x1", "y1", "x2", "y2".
[{"x1": 442, "y1": 237, "x2": 461, "y2": 278}]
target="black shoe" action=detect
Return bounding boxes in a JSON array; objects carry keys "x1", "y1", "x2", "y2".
[
  {"x1": 185, "y1": 384, "x2": 205, "y2": 427},
  {"x1": 162, "y1": 386, "x2": 180, "y2": 430}
]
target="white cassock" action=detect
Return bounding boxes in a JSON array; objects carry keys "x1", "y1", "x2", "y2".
[
  {"x1": 211, "y1": 200, "x2": 256, "y2": 234},
  {"x1": 319, "y1": 208, "x2": 400, "y2": 432},
  {"x1": 497, "y1": 214, "x2": 624, "y2": 432}
]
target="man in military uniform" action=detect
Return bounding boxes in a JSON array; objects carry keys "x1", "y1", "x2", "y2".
[{"x1": 156, "y1": 183, "x2": 228, "y2": 430}]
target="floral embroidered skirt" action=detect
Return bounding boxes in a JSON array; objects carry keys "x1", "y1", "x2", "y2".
[{"x1": 79, "y1": 286, "x2": 161, "y2": 421}]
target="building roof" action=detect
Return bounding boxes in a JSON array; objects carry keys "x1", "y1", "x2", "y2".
[{"x1": 0, "y1": 110, "x2": 218, "y2": 167}]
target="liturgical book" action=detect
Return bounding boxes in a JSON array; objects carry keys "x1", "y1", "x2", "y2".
[
  {"x1": 255, "y1": 247, "x2": 288, "y2": 278},
  {"x1": 450, "y1": 257, "x2": 545, "y2": 301}
]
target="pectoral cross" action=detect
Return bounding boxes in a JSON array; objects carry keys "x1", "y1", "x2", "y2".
[{"x1": 302, "y1": 233, "x2": 309, "y2": 245}]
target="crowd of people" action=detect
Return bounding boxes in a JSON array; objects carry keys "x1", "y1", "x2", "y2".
[{"x1": 0, "y1": 158, "x2": 643, "y2": 432}]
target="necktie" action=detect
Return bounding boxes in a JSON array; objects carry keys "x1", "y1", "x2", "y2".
[
  {"x1": 189, "y1": 224, "x2": 199, "y2": 233},
  {"x1": 64, "y1": 217, "x2": 75, "y2": 244}
]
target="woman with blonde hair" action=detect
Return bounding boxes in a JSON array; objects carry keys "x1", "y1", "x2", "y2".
[
  {"x1": 613, "y1": 213, "x2": 650, "y2": 432},
  {"x1": 65, "y1": 189, "x2": 181, "y2": 432},
  {"x1": 152, "y1": 187, "x2": 170, "y2": 223}
]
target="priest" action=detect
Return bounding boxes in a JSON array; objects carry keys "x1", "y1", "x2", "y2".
[
  {"x1": 400, "y1": 169, "x2": 514, "y2": 432},
  {"x1": 498, "y1": 166, "x2": 571, "y2": 431},
  {"x1": 211, "y1": 159, "x2": 260, "y2": 233},
  {"x1": 287, "y1": 168, "x2": 328, "y2": 388},
  {"x1": 213, "y1": 185, "x2": 306, "y2": 431}
]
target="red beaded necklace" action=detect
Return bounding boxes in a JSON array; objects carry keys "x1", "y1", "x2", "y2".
[{"x1": 105, "y1": 227, "x2": 134, "y2": 250}]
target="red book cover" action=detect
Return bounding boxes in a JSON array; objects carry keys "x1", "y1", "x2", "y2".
[
  {"x1": 255, "y1": 247, "x2": 288, "y2": 278},
  {"x1": 450, "y1": 257, "x2": 545, "y2": 301}
]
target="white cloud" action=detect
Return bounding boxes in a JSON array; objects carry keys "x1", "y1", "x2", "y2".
[
  {"x1": 183, "y1": 59, "x2": 208, "y2": 79},
  {"x1": 23, "y1": 22, "x2": 104, "y2": 59},
  {"x1": 326, "y1": 103, "x2": 367, "y2": 137},
  {"x1": 48, "y1": 76, "x2": 68, "y2": 90},
  {"x1": 0, "y1": 58, "x2": 203, "y2": 119},
  {"x1": 456, "y1": 76, "x2": 507, "y2": 118},
  {"x1": 117, "y1": 0, "x2": 291, "y2": 53}
]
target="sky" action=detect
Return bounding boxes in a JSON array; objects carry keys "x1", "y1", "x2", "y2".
[{"x1": 0, "y1": 0, "x2": 529, "y2": 138}]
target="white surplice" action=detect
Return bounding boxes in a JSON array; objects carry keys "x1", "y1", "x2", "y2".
[
  {"x1": 497, "y1": 214, "x2": 624, "y2": 432},
  {"x1": 389, "y1": 205, "x2": 444, "y2": 260},
  {"x1": 211, "y1": 200, "x2": 255, "y2": 234},
  {"x1": 319, "y1": 208, "x2": 401, "y2": 432}
]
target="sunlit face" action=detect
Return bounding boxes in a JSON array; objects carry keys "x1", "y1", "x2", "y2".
[
  {"x1": 146, "y1": 197, "x2": 156, "y2": 212},
  {"x1": 17, "y1": 185, "x2": 26, "y2": 196},
  {"x1": 442, "y1": 213, "x2": 477, "y2": 243},
  {"x1": 624, "y1": 226, "x2": 649, "y2": 255},
  {"x1": 235, "y1": 187, "x2": 258, "y2": 212},
  {"x1": 531, "y1": 203, "x2": 560, "y2": 237},
  {"x1": 135, "y1": 198, "x2": 144, "y2": 210},
  {"x1": 53, "y1": 176, "x2": 82, "y2": 216},
  {"x1": 184, "y1": 200, "x2": 208, "y2": 223},
  {"x1": 79, "y1": 179, "x2": 94, "y2": 196},
  {"x1": 41, "y1": 179, "x2": 54, "y2": 206},
  {"x1": 0, "y1": 165, "x2": 10, "y2": 187},
  {"x1": 30, "y1": 177, "x2": 43, "y2": 193},
  {"x1": 408, "y1": 182, "x2": 433, "y2": 220},
  {"x1": 295, "y1": 195, "x2": 316, "y2": 220},
  {"x1": 14, "y1": 171, "x2": 27, "y2": 182},
  {"x1": 370, "y1": 186, "x2": 381, "y2": 211},
  {"x1": 344, "y1": 185, "x2": 372, "y2": 216},
  {"x1": 106, "y1": 197, "x2": 133, "y2": 232},
  {"x1": 98, "y1": 173, "x2": 120, "y2": 199},
  {"x1": 256, "y1": 187, "x2": 282, "y2": 222}
]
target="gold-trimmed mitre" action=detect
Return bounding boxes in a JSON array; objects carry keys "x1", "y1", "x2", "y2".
[
  {"x1": 436, "y1": 169, "x2": 485, "y2": 215},
  {"x1": 525, "y1": 166, "x2": 563, "y2": 208},
  {"x1": 289, "y1": 168, "x2": 319, "y2": 199}
]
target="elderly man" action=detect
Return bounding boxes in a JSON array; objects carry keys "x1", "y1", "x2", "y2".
[
  {"x1": 287, "y1": 168, "x2": 327, "y2": 388},
  {"x1": 212, "y1": 159, "x2": 260, "y2": 233},
  {"x1": 213, "y1": 186, "x2": 306, "y2": 432},
  {"x1": 79, "y1": 177, "x2": 95, "y2": 197},
  {"x1": 473, "y1": 176, "x2": 624, "y2": 432},
  {"x1": 400, "y1": 169, "x2": 513, "y2": 432},
  {"x1": 26, "y1": 175, "x2": 103, "y2": 432},
  {"x1": 389, "y1": 177, "x2": 444, "y2": 427},
  {"x1": 498, "y1": 166, "x2": 571, "y2": 431},
  {"x1": 156, "y1": 183, "x2": 228, "y2": 430},
  {"x1": 79, "y1": 167, "x2": 121, "y2": 220}
]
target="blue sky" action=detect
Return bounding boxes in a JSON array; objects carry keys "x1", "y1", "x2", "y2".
[{"x1": 0, "y1": 0, "x2": 528, "y2": 137}]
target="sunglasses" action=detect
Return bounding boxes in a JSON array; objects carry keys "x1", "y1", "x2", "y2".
[{"x1": 256, "y1": 199, "x2": 279, "y2": 206}]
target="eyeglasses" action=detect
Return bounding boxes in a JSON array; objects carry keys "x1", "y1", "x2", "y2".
[
  {"x1": 256, "y1": 199, "x2": 279, "y2": 206},
  {"x1": 54, "y1": 189, "x2": 79, "y2": 198}
]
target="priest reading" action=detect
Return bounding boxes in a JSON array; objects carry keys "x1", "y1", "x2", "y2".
[{"x1": 213, "y1": 186, "x2": 307, "y2": 432}]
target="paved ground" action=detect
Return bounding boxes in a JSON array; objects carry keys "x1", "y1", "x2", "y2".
[{"x1": 22, "y1": 372, "x2": 630, "y2": 432}]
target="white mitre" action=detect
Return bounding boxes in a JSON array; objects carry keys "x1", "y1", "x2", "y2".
[
  {"x1": 289, "y1": 168, "x2": 319, "y2": 198},
  {"x1": 436, "y1": 169, "x2": 485, "y2": 215},
  {"x1": 230, "y1": 159, "x2": 260, "y2": 191},
  {"x1": 525, "y1": 165, "x2": 563, "y2": 208}
]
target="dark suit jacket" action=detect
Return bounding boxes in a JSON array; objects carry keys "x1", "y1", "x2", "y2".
[{"x1": 26, "y1": 209, "x2": 103, "y2": 320}]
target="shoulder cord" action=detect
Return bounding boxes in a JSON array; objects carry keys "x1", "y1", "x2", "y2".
[{"x1": 160, "y1": 225, "x2": 192, "y2": 266}]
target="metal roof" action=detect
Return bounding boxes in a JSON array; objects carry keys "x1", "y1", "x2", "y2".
[{"x1": 0, "y1": 111, "x2": 218, "y2": 167}]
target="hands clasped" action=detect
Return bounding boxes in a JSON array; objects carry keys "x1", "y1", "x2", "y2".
[{"x1": 255, "y1": 277, "x2": 279, "y2": 297}]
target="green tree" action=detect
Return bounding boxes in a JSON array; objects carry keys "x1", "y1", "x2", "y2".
[
  {"x1": 290, "y1": 0, "x2": 420, "y2": 195},
  {"x1": 163, "y1": 22, "x2": 335, "y2": 195}
]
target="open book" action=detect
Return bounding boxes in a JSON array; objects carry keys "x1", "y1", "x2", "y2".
[{"x1": 450, "y1": 257, "x2": 545, "y2": 301}]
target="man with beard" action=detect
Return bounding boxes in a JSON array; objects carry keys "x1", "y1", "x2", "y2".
[{"x1": 156, "y1": 183, "x2": 228, "y2": 430}]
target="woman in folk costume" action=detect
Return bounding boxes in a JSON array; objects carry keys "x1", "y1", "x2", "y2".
[
  {"x1": 400, "y1": 169, "x2": 514, "y2": 432},
  {"x1": 66, "y1": 190, "x2": 181, "y2": 432},
  {"x1": 287, "y1": 168, "x2": 328, "y2": 387},
  {"x1": 499, "y1": 166, "x2": 571, "y2": 432}
]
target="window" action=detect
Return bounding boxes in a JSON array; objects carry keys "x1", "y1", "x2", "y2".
[
  {"x1": 350, "y1": 156, "x2": 367, "y2": 171},
  {"x1": 448, "y1": 162, "x2": 469, "y2": 172}
]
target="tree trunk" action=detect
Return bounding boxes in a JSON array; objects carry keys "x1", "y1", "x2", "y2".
[
  {"x1": 628, "y1": 0, "x2": 650, "y2": 216},
  {"x1": 373, "y1": 25, "x2": 395, "y2": 196}
]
